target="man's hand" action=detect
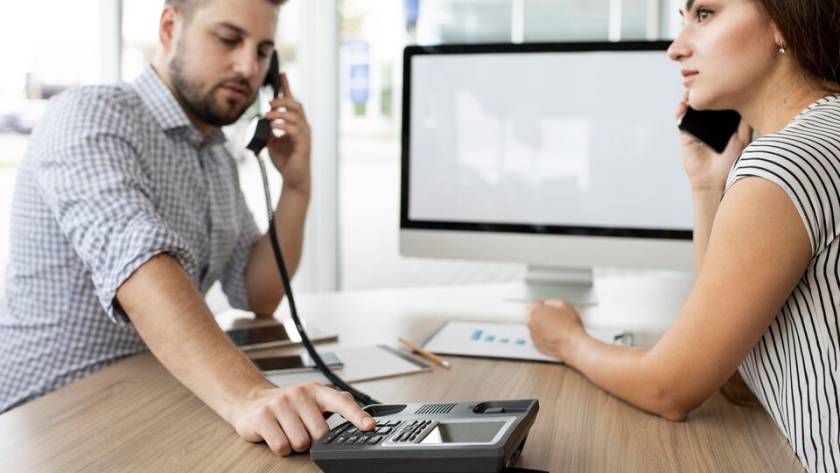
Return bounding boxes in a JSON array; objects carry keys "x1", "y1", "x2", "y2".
[
  {"x1": 265, "y1": 74, "x2": 311, "y2": 195},
  {"x1": 233, "y1": 382, "x2": 376, "y2": 456},
  {"x1": 527, "y1": 299, "x2": 587, "y2": 360},
  {"x1": 117, "y1": 255, "x2": 374, "y2": 456}
]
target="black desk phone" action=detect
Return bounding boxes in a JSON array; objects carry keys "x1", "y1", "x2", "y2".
[{"x1": 311, "y1": 400, "x2": 539, "y2": 473}]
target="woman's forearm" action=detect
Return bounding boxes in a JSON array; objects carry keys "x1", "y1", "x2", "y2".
[{"x1": 563, "y1": 335, "x2": 691, "y2": 421}]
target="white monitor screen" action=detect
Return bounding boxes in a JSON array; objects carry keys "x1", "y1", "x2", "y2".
[{"x1": 403, "y1": 43, "x2": 692, "y2": 238}]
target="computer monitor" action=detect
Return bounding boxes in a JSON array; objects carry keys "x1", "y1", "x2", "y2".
[{"x1": 400, "y1": 41, "x2": 693, "y2": 303}]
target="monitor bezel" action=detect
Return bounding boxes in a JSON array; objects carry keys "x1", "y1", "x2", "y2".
[{"x1": 400, "y1": 40, "x2": 691, "y2": 240}]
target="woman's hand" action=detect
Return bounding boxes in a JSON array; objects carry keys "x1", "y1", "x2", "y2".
[
  {"x1": 527, "y1": 299, "x2": 587, "y2": 360},
  {"x1": 677, "y1": 90, "x2": 751, "y2": 192}
]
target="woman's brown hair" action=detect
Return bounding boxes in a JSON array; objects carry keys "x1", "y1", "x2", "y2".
[
  {"x1": 754, "y1": 0, "x2": 840, "y2": 91},
  {"x1": 721, "y1": 371, "x2": 762, "y2": 408}
]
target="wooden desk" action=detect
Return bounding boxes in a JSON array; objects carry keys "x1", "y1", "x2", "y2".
[{"x1": 0, "y1": 273, "x2": 803, "y2": 472}]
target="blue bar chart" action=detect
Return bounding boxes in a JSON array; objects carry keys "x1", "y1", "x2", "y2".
[
  {"x1": 470, "y1": 329, "x2": 527, "y2": 346},
  {"x1": 424, "y1": 321, "x2": 622, "y2": 363}
]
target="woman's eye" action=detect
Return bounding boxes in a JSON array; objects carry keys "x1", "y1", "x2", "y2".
[{"x1": 697, "y1": 8, "x2": 713, "y2": 22}]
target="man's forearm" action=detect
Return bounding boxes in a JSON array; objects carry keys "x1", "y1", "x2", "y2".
[
  {"x1": 692, "y1": 188, "x2": 723, "y2": 275},
  {"x1": 246, "y1": 185, "x2": 310, "y2": 315},
  {"x1": 118, "y1": 254, "x2": 272, "y2": 423}
]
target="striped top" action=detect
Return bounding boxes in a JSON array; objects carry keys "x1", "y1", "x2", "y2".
[{"x1": 725, "y1": 94, "x2": 840, "y2": 473}]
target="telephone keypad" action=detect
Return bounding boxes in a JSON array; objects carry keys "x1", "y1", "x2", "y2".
[
  {"x1": 323, "y1": 419, "x2": 405, "y2": 446},
  {"x1": 391, "y1": 419, "x2": 434, "y2": 443}
]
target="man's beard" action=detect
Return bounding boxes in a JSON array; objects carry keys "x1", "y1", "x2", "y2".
[{"x1": 169, "y1": 53, "x2": 255, "y2": 127}]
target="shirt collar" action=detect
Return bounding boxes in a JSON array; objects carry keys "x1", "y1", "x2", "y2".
[
  {"x1": 793, "y1": 93, "x2": 840, "y2": 124},
  {"x1": 132, "y1": 65, "x2": 226, "y2": 148}
]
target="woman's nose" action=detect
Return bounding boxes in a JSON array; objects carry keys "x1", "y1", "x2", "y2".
[{"x1": 667, "y1": 29, "x2": 692, "y2": 63}]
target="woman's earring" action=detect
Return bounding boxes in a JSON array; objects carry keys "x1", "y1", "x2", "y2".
[{"x1": 778, "y1": 43, "x2": 787, "y2": 54}]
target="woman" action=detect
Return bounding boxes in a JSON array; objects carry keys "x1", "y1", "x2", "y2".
[{"x1": 527, "y1": 0, "x2": 840, "y2": 471}]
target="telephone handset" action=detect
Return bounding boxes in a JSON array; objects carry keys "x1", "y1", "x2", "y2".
[
  {"x1": 245, "y1": 51, "x2": 379, "y2": 406},
  {"x1": 246, "y1": 51, "x2": 282, "y2": 155}
]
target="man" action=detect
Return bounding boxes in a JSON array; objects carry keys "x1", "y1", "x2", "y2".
[{"x1": 0, "y1": 0, "x2": 374, "y2": 456}]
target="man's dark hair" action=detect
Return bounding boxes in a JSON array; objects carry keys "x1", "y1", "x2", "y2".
[
  {"x1": 165, "y1": 0, "x2": 288, "y2": 23},
  {"x1": 754, "y1": 0, "x2": 840, "y2": 91}
]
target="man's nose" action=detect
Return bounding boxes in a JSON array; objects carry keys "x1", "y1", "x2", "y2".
[{"x1": 232, "y1": 49, "x2": 260, "y2": 82}]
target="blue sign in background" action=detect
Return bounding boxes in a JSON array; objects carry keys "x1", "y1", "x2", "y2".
[
  {"x1": 405, "y1": 0, "x2": 420, "y2": 24},
  {"x1": 346, "y1": 40, "x2": 370, "y2": 105}
]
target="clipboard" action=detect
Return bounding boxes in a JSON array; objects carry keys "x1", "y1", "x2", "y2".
[
  {"x1": 266, "y1": 344, "x2": 432, "y2": 387},
  {"x1": 422, "y1": 320, "x2": 632, "y2": 364}
]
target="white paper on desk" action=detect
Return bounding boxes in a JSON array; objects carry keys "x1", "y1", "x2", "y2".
[
  {"x1": 422, "y1": 320, "x2": 627, "y2": 363},
  {"x1": 266, "y1": 345, "x2": 431, "y2": 387}
]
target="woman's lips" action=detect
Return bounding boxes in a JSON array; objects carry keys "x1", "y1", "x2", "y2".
[{"x1": 681, "y1": 70, "x2": 699, "y2": 84}]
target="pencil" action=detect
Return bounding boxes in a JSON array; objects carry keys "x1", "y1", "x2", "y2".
[{"x1": 398, "y1": 337, "x2": 451, "y2": 369}]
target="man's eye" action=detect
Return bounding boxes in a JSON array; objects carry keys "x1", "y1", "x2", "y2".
[
  {"x1": 218, "y1": 36, "x2": 239, "y2": 47},
  {"x1": 258, "y1": 49, "x2": 271, "y2": 59}
]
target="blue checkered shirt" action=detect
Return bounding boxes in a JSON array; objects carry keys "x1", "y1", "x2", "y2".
[{"x1": 0, "y1": 66, "x2": 262, "y2": 413}]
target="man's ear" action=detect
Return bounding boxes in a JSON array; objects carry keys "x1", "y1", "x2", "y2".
[{"x1": 159, "y1": 5, "x2": 179, "y2": 53}]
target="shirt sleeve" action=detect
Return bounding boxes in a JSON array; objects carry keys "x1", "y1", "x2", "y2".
[
  {"x1": 218, "y1": 168, "x2": 262, "y2": 311},
  {"x1": 725, "y1": 135, "x2": 836, "y2": 257},
  {"x1": 34, "y1": 87, "x2": 198, "y2": 325}
]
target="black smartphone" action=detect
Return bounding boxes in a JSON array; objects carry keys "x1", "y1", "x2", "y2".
[
  {"x1": 678, "y1": 107, "x2": 741, "y2": 154},
  {"x1": 252, "y1": 353, "x2": 343, "y2": 374},
  {"x1": 226, "y1": 323, "x2": 292, "y2": 350}
]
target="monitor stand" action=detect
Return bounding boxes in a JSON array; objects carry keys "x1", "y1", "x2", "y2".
[{"x1": 508, "y1": 266, "x2": 598, "y2": 306}]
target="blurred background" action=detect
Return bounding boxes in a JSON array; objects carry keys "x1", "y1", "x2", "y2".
[{"x1": 0, "y1": 0, "x2": 684, "y2": 309}]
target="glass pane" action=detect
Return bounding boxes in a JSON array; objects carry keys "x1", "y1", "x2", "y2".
[
  {"x1": 121, "y1": 0, "x2": 162, "y2": 81},
  {"x1": 522, "y1": 0, "x2": 610, "y2": 41},
  {"x1": 0, "y1": 0, "x2": 103, "y2": 278},
  {"x1": 416, "y1": 0, "x2": 513, "y2": 44},
  {"x1": 621, "y1": 0, "x2": 652, "y2": 40},
  {"x1": 339, "y1": 0, "x2": 524, "y2": 291}
]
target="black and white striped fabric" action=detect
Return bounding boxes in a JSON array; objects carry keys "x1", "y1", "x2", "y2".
[{"x1": 725, "y1": 94, "x2": 840, "y2": 473}]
